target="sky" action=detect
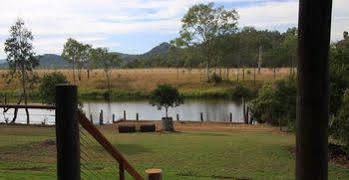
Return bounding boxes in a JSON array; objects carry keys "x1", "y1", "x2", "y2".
[{"x1": 0, "y1": 0, "x2": 348, "y2": 59}]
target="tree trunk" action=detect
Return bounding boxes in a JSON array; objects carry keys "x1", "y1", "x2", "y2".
[
  {"x1": 73, "y1": 58, "x2": 76, "y2": 84},
  {"x1": 258, "y1": 45, "x2": 263, "y2": 73},
  {"x1": 296, "y1": 0, "x2": 332, "y2": 179},
  {"x1": 165, "y1": 107, "x2": 168, "y2": 118},
  {"x1": 87, "y1": 69, "x2": 90, "y2": 79},
  {"x1": 206, "y1": 63, "x2": 210, "y2": 81},
  {"x1": 21, "y1": 67, "x2": 29, "y2": 124}
]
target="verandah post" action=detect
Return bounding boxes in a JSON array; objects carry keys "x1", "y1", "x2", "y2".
[
  {"x1": 296, "y1": 0, "x2": 332, "y2": 179},
  {"x1": 55, "y1": 84, "x2": 80, "y2": 180}
]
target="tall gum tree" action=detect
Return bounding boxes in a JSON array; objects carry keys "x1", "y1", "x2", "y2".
[
  {"x1": 4, "y1": 18, "x2": 39, "y2": 124},
  {"x1": 178, "y1": 2, "x2": 239, "y2": 80}
]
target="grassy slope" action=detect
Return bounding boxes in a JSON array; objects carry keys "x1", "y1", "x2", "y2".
[
  {"x1": 0, "y1": 125, "x2": 348, "y2": 179},
  {"x1": 0, "y1": 68, "x2": 290, "y2": 100}
]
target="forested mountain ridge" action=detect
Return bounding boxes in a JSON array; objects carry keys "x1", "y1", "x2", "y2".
[{"x1": 0, "y1": 42, "x2": 171, "y2": 68}]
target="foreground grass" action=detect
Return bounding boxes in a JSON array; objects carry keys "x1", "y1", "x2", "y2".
[
  {"x1": 0, "y1": 68, "x2": 290, "y2": 100},
  {"x1": 0, "y1": 124, "x2": 348, "y2": 179}
]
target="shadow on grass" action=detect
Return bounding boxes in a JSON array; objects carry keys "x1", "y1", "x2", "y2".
[
  {"x1": 183, "y1": 132, "x2": 230, "y2": 137},
  {"x1": 114, "y1": 143, "x2": 152, "y2": 155}
]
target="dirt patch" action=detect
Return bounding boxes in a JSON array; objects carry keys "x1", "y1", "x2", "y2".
[
  {"x1": 111, "y1": 120, "x2": 278, "y2": 133},
  {"x1": 287, "y1": 143, "x2": 349, "y2": 168}
]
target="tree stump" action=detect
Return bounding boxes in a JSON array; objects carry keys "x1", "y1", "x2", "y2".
[{"x1": 145, "y1": 169, "x2": 162, "y2": 180}]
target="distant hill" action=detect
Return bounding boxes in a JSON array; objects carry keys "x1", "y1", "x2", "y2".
[{"x1": 0, "y1": 42, "x2": 171, "y2": 68}]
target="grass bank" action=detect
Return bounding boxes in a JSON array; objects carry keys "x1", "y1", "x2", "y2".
[{"x1": 0, "y1": 124, "x2": 348, "y2": 179}]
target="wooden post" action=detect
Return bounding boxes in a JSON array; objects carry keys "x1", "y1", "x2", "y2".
[
  {"x1": 136, "y1": 113, "x2": 139, "y2": 121},
  {"x1": 296, "y1": 0, "x2": 332, "y2": 179},
  {"x1": 90, "y1": 114, "x2": 93, "y2": 124},
  {"x1": 55, "y1": 85, "x2": 80, "y2": 180},
  {"x1": 99, "y1": 110, "x2": 103, "y2": 125},
  {"x1": 145, "y1": 169, "x2": 162, "y2": 180},
  {"x1": 119, "y1": 162, "x2": 125, "y2": 180},
  {"x1": 200, "y1": 113, "x2": 203, "y2": 122},
  {"x1": 176, "y1": 114, "x2": 179, "y2": 121},
  {"x1": 242, "y1": 98, "x2": 247, "y2": 124},
  {"x1": 229, "y1": 112, "x2": 232, "y2": 123},
  {"x1": 123, "y1": 110, "x2": 126, "y2": 120},
  {"x1": 253, "y1": 67, "x2": 256, "y2": 85}
]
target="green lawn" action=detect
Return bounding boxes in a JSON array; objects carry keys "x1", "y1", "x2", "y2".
[{"x1": 0, "y1": 125, "x2": 348, "y2": 179}]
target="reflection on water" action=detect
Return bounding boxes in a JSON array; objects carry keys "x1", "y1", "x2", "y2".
[{"x1": 0, "y1": 99, "x2": 243, "y2": 125}]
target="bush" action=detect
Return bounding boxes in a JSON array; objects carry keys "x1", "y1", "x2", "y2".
[
  {"x1": 330, "y1": 89, "x2": 349, "y2": 152},
  {"x1": 250, "y1": 76, "x2": 296, "y2": 128},
  {"x1": 39, "y1": 72, "x2": 68, "y2": 104},
  {"x1": 230, "y1": 83, "x2": 254, "y2": 100}
]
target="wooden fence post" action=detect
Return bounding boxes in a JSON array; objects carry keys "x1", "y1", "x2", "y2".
[
  {"x1": 200, "y1": 113, "x2": 203, "y2": 122},
  {"x1": 90, "y1": 114, "x2": 93, "y2": 124},
  {"x1": 296, "y1": 0, "x2": 332, "y2": 179},
  {"x1": 136, "y1": 113, "x2": 139, "y2": 121},
  {"x1": 55, "y1": 84, "x2": 80, "y2": 180},
  {"x1": 112, "y1": 114, "x2": 115, "y2": 123},
  {"x1": 176, "y1": 114, "x2": 179, "y2": 121},
  {"x1": 124, "y1": 110, "x2": 126, "y2": 120},
  {"x1": 99, "y1": 110, "x2": 103, "y2": 125},
  {"x1": 119, "y1": 162, "x2": 125, "y2": 180},
  {"x1": 230, "y1": 112, "x2": 232, "y2": 123}
]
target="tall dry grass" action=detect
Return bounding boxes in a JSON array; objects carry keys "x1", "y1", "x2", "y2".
[{"x1": 0, "y1": 68, "x2": 293, "y2": 92}]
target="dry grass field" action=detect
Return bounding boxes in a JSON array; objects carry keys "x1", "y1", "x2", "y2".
[{"x1": 0, "y1": 68, "x2": 292, "y2": 93}]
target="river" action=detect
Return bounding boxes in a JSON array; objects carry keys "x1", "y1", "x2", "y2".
[{"x1": 0, "y1": 99, "x2": 244, "y2": 125}]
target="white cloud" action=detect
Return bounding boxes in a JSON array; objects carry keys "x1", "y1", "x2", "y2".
[{"x1": 0, "y1": 0, "x2": 348, "y2": 58}]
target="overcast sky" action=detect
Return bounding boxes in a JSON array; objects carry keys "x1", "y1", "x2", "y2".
[{"x1": 0, "y1": 0, "x2": 348, "y2": 59}]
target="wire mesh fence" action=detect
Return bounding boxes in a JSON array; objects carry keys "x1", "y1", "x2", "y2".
[{"x1": 80, "y1": 126, "x2": 119, "y2": 179}]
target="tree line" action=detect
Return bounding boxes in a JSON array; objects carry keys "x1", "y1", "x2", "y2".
[{"x1": 125, "y1": 3, "x2": 297, "y2": 78}]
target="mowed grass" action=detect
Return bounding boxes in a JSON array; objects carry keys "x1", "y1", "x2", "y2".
[
  {"x1": 0, "y1": 124, "x2": 348, "y2": 179},
  {"x1": 0, "y1": 68, "x2": 291, "y2": 93}
]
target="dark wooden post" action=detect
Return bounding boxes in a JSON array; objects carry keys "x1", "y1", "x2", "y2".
[
  {"x1": 119, "y1": 162, "x2": 125, "y2": 180},
  {"x1": 242, "y1": 98, "x2": 247, "y2": 124},
  {"x1": 229, "y1": 112, "x2": 232, "y2": 123},
  {"x1": 296, "y1": 0, "x2": 332, "y2": 179},
  {"x1": 123, "y1": 110, "x2": 126, "y2": 120},
  {"x1": 112, "y1": 114, "x2": 115, "y2": 123},
  {"x1": 55, "y1": 85, "x2": 80, "y2": 180},
  {"x1": 99, "y1": 110, "x2": 103, "y2": 125},
  {"x1": 136, "y1": 113, "x2": 139, "y2": 121},
  {"x1": 200, "y1": 113, "x2": 203, "y2": 122},
  {"x1": 90, "y1": 114, "x2": 93, "y2": 124},
  {"x1": 176, "y1": 114, "x2": 179, "y2": 121}
]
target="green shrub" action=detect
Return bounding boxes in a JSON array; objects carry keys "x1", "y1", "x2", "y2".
[
  {"x1": 330, "y1": 89, "x2": 349, "y2": 152},
  {"x1": 229, "y1": 83, "x2": 254, "y2": 100},
  {"x1": 39, "y1": 72, "x2": 68, "y2": 104},
  {"x1": 250, "y1": 76, "x2": 296, "y2": 128}
]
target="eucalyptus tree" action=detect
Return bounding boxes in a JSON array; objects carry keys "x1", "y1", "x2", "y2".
[
  {"x1": 61, "y1": 38, "x2": 81, "y2": 83},
  {"x1": 4, "y1": 18, "x2": 39, "y2": 124},
  {"x1": 178, "y1": 2, "x2": 239, "y2": 80},
  {"x1": 90, "y1": 48, "x2": 122, "y2": 93}
]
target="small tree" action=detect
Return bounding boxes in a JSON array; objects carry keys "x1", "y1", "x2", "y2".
[
  {"x1": 39, "y1": 72, "x2": 68, "y2": 105},
  {"x1": 4, "y1": 18, "x2": 39, "y2": 124},
  {"x1": 150, "y1": 84, "x2": 183, "y2": 118},
  {"x1": 90, "y1": 48, "x2": 121, "y2": 93}
]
